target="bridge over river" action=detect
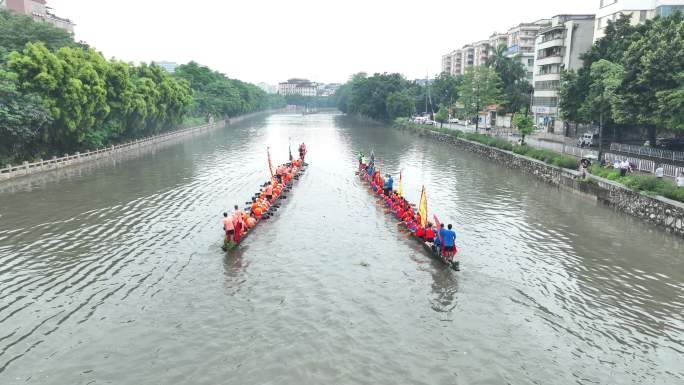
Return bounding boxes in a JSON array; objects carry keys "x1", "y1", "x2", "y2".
[{"x1": 0, "y1": 112, "x2": 682, "y2": 384}]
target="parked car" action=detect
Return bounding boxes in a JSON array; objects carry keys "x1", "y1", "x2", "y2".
[
  {"x1": 578, "y1": 132, "x2": 599, "y2": 147},
  {"x1": 424, "y1": 120, "x2": 435, "y2": 125}
]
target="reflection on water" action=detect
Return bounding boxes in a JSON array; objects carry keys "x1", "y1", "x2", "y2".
[{"x1": 0, "y1": 112, "x2": 682, "y2": 385}]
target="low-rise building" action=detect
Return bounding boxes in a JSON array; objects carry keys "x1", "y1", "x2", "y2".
[
  {"x1": 532, "y1": 14, "x2": 596, "y2": 134},
  {"x1": 156, "y1": 61, "x2": 178, "y2": 74},
  {"x1": 278, "y1": 79, "x2": 318, "y2": 97},
  {"x1": 4, "y1": 0, "x2": 74, "y2": 33},
  {"x1": 319, "y1": 83, "x2": 341, "y2": 97},
  {"x1": 595, "y1": 0, "x2": 684, "y2": 40}
]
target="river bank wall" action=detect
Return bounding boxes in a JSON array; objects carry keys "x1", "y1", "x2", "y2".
[
  {"x1": 417, "y1": 129, "x2": 684, "y2": 237},
  {"x1": 0, "y1": 110, "x2": 277, "y2": 183}
]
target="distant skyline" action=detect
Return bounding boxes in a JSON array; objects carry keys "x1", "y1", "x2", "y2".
[{"x1": 49, "y1": 0, "x2": 596, "y2": 84}]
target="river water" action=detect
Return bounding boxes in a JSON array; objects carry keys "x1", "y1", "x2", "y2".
[{"x1": 0, "y1": 112, "x2": 682, "y2": 385}]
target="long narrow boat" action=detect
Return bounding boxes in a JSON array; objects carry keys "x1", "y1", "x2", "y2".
[
  {"x1": 222, "y1": 150, "x2": 308, "y2": 251},
  {"x1": 356, "y1": 165, "x2": 459, "y2": 271}
]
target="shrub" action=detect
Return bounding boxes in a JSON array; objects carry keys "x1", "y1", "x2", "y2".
[
  {"x1": 588, "y1": 164, "x2": 684, "y2": 203},
  {"x1": 553, "y1": 156, "x2": 579, "y2": 169}
]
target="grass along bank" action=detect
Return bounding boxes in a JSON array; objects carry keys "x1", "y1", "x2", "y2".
[
  {"x1": 394, "y1": 118, "x2": 684, "y2": 204},
  {"x1": 394, "y1": 118, "x2": 579, "y2": 170}
]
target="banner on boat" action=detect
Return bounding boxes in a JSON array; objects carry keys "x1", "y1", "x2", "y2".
[
  {"x1": 398, "y1": 170, "x2": 403, "y2": 197},
  {"x1": 267, "y1": 147, "x2": 275, "y2": 181},
  {"x1": 419, "y1": 186, "x2": 428, "y2": 228}
]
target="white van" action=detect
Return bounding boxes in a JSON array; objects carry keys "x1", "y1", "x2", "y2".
[{"x1": 578, "y1": 133, "x2": 598, "y2": 147}]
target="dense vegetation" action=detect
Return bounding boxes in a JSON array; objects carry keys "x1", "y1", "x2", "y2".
[
  {"x1": 335, "y1": 42, "x2": 531, "y2": 125},
  {"x1": 0, "y1": 9, "x2": 278, "y2": 165},
  {"x1": 559, "y1": 13, "x2": 684, "y2": 143},
  {"x1": 174, "y1": 62, "x2": 284, "y2": 119}
]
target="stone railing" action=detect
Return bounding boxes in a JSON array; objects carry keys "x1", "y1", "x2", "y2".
[
  {"x1": 0, "y1": 121, "x2": 218, "y2": 181},
  {"x1": 610, "y1": 142, "x2": 684, "y2": 163}
]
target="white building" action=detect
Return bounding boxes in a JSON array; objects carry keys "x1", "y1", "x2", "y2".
[
  {"x1": 156, "y1": 61, "x2": 178, "y2": 74},
  {"x1": 532, "y1": 14, "x2": 596, "y2": 134},
  {"x1": 595, "y1": 0, "x2": 684, "y2": 40},
  {"x1": 278, "y1": 79, "x2": 318, "y2": 97},
  {"x1": 506, "y1": 19, "x2": 551, "y2": 82},
  {"x1": 319, "y1": 83, "x2": 341, "y2": 97},
  {"x1": 441, "y1": 19, "x2": 550, "y2": 79}
]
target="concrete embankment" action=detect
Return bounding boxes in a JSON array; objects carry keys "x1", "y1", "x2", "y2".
[
  {"x1": 0, "y1": 110, "x2": 278, "y2": 183},
  {"x1": 418, "y1": 129, "x2": 684, "y2": 237}
]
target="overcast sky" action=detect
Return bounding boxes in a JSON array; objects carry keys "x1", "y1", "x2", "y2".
[{"x1": 49, "y1": 0, "x2": 596, "y2": 85}]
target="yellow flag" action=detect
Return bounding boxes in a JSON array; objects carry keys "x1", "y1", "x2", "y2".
[
  {"x1": 398, "y1": 170, "x2": 403, "y2": 196},
  {"x1": 419, "y1": 186, "x2": 428, "y2": 228}
]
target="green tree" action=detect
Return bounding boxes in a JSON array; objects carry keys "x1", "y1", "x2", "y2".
[
  {"x1": 655, "y1": 72, "x2": 684, "y2": 131},
  {"x1": 345, "y1": 72, "x2": 410, "y2": 121},
  {"x1": 385, "y1": 91, "x2": 416, "y2": 120},
  {"x1": 512, "y1": 109, "x2": 534, "y2": 145},
  {"x1": 434, "y1": 105, "x2": 448, "y2": 128},
  {"x1": 0, "y1": 69, "x2": 53, "y2": 163},
  {"x1": 0, "y1": 9, "x2": 83, "y2": 54},
  {"x1": 615, "y1": 12, "x2": 684, "y2": 142},
  {"x1": 558, "y1": 70, "x2": 590, "y2": 129},
  {"x1": 432, "y1": 72, "x2": 461, "y2": 108},
  {"x1": 558, "y1": 14, "x2": 639, "y2": 139},
  {"x1": 583, "y1": 59, "x2": 624, "y2": 160},
  {"x1": 458, "y1": 66, "x2": 503, "y2": 132},
  {"x1": 486, "y1": 44, "x2": 531, "y2": 114},
  {"x1": 8, "y1": 43, "x2": 110, "y2": 151}
]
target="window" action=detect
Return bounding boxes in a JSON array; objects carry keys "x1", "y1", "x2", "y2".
[
  {"x1": 534, "y1": 80, "x2": 560, "y2": 90},
  {"x1": 639, "y1": 10, "x2": 647, "y2": 22},
  {"x1": 657, "y1": 5, "x2": 684, "y2": 17},
  {"x1": 541, "y1": 30, "x2": 564, "y2": 43},
  {"x1": 528, "y1": 58, "x2": 534, "y2": 66},
  {"x1": 538, "y1": 64, "x2": 561, "y2": 75},
  {"x1": 537, "y1": 47, "x2": 563, "y2": 60},
  {"x1": 533, "y1": 97, "x2": 558, "y2": 107}
]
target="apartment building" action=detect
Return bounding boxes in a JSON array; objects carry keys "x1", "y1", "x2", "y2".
[
  {"x1": 595, "y1": 0, "x2": 684, "y2": 40},
  {"x1": 440, "y1": 19, "x2": 550, "y2": 79},
  {"x1": 532, "y1": 14, "x2": 596, "y2": 133},
  {"x1": 278, "y1": 79, "x2": 318, "y2": 97},
  {"x1": 506, "y1": 19, "x2": 551, "y2": 81},
  {"x1": 4, "y1": 0, "x2": 74, "y2": 33},
  {"x1": 441, "y1": 53, "x2": 453, "y2": 74}
]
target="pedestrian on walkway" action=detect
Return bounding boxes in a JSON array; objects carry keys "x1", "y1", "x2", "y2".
[{"x1": 620, "y1": 160, "x2": 629, "y2": 177}]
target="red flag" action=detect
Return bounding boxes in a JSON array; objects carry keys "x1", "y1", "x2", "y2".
[
  {"x1": 267, "y1": 147, "x2": 275, "y2": 181},
  {"x1": 434, "y1": 214, "x2": 444, "y2": 255}
]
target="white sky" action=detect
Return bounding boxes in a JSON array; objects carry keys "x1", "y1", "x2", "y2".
[{"x1": 48, "y1": 0, "x2": 596, "y2": 85}]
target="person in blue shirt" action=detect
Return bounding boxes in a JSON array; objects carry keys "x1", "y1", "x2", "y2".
[
  {"x1": 383, "y1": 174, "x2": 394, "y2": 195},
  {"x1": 440, "y1": 224, "x2": 457, "y2": 262},
  {"x1": 432, "y1": 229, "x2": 441, "y2": 255}
]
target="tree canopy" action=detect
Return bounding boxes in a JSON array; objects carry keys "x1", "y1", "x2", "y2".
[
  {"x1": 458, "y1": 66, "x2": 503, "y2": 129},
  {"x1": 0, "y1": 9, "x2": 280, "y2": 164},
  {"x1": 486, "y1": 44, "x2": 532, "y2": 113},
  {"x1": 559, "y1": 13, "x2": 684, "y2": 142}
]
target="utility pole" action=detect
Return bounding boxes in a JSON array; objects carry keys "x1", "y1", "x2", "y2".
[{"x1": 598, "y1": 94, "x2": 604, "y2": 164}]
